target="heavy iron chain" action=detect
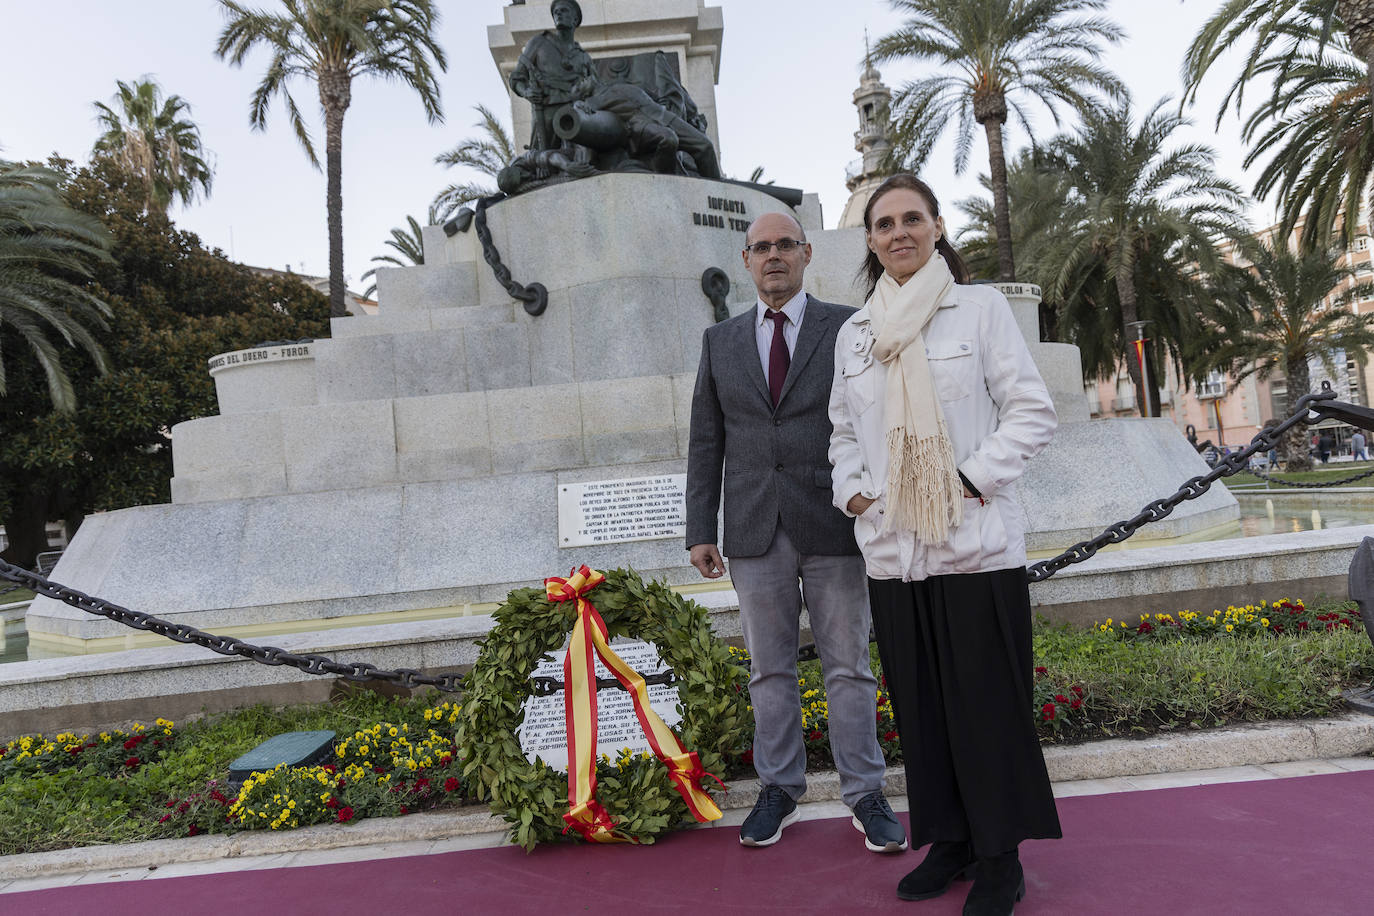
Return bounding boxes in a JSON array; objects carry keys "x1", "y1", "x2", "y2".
[
  {"x1": 1022, "y1": 389, "x2": 1336, "y2": 583},
  {"x1": 0, "y1": 556, "x2": 676, "y2": 696},
  {"x1": 0, "y1": 390, "x2": 1341, "y2": 688},
  {"x1": 473, "y1": 195, "x2": 549, "y2": 317},
  {"x1": 1243, "y1": 462, "x2": 1374, "y2": 488}
]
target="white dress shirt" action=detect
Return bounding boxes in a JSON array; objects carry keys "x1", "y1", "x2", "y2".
[{"x1": 754, "y1": 290, "x2": 808, "y2": 388}]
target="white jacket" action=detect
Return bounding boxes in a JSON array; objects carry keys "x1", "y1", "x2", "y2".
[{"x1": 828, "y1": 283, "x2": 1057, "y2": 581}]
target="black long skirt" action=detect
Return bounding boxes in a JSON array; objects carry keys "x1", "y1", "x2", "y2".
[{"x1": 868, "y1": 568, "x2": 1062, "y2": 857}]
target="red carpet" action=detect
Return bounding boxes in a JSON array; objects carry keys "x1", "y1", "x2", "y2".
[{"x1": 11, "y1": 770, "x2": 1373, "y2": 914}]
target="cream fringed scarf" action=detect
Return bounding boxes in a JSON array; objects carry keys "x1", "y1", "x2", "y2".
[{"x1": 866, "y1": 257, "x2": 963, "y2": 542}]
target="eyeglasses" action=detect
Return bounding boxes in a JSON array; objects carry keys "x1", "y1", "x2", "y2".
[{"x1": 745, "y1": 238, "x2": 807, "y2": 256}]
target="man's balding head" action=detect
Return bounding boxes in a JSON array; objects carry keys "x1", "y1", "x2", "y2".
[{"x1": 743, "y1": 212, "x2": 812, "y2": 309}]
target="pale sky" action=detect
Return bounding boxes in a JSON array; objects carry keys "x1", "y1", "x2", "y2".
[{"x1": 0, "y1": 0, "x2": 1260, "y2": 292}]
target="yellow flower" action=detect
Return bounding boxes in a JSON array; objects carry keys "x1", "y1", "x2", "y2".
[{"x1": 1226, "y1": 624, "x2": 1234, "y2": 632}]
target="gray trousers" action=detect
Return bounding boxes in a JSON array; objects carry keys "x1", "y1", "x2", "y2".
[{"x1": 729, "y1": 526, "x2": 886, "y2": 808}]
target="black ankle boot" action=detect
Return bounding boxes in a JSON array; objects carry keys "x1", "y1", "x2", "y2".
[
  {"x1": 962, "y1": 849, "x2": 1025, "y2": 916},
  {"x1": 896, "y1": 840, "x2": 976, "y2": 901}
]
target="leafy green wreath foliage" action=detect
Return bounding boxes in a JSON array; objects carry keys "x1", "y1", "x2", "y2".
[{"x1": 457, "y1": 568, "x2": 749, "y2": 850}]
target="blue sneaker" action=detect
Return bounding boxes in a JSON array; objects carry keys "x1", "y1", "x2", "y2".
[
  {"x1": 739, "y1": 785, "x2": 800, "y2": 847},
  {"x1": 851, "y1": 791, "x2": 908, "y2": 853}
]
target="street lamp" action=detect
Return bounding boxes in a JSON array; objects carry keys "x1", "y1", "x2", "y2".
[{"x1": 1127, "y1": 320, "x2": 1152, "y2": 418}]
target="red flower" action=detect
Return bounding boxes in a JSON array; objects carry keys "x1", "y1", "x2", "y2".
[
  {"x1": 336, "y1": 806, "x2": 355, "y2": 824},
  {"x1": 1298, "y1": 621, "x2": 1309, "y2": 631},
  {"x1": 177, "y1": 801, "x2": 190, "y2": 814},
  {"x1": 444, "y1": 777, "x2": 460, "y2": 793},
  {"x1": 1136, "y1": 621, "x2": 1154, "y2": 634},
  {"x1": 209, "y1": 790, "x2": 229, "y2": 805},
  {"x1": 399, "y1": 805, "x2": 409, "y2": 815},
  {"x1": 188, "y1": 824, "x2": 201, "y2": 837},
  {"x1": 325, "y1": 798, "x2": 339, "y2": 809},
  {"x1": 807, "y1": 730, "x2": 823, "y2": 742},
  {"x1": 158, "y1": 814, "x2": 171, "y2": 824},
  {"x1": 877, "y1": 697, "x2": 888, "y2": 707},
  {"x1": 882, "y1": 730, "x2": 899, "y2": 742},
  {"x1": 1040, "y1": 702, "x2": 1056, "y2": 721},
  {"x1": 122, "y1": 735, "x2": 145, "y2": 751},
  {"x1": 439, "y1": 754, "x2": 453, "y2": 766},
  {"x1": 1070, "y1": 699, "x2": 1083, "y2": 710},
  {"x1": 1034, "y1": 666, "x2": 1047, "y2": 676},
  {"x1": 320, "y1": 764, "x2": 336, "y2": 773},
  {"x1": 739, "y1": 748, "x2": 754, "y2": 766},
  {"x1": 1054, "y1": 694, "x2": 1069, "y2": 703},
  {"x1": 124, "y1": 756, "x2": 141, "y2": 768},
  {"x1": 1071, "y1": 685, "x2": 1085, "y2": 697}
]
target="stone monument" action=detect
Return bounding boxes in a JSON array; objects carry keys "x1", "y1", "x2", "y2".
[{"x1": 26, "y1": 0, "x2": 1234, "y2": 655}]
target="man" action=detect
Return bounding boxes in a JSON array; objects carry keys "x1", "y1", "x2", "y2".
[
  {"x1": 686, "y1": 212, "x2": 906, "y2": 853},
  {"x1": 509, "y1": 0, "x2": 596, "y2": 154},
  {"x1": 1353, "y1": 430, "x2": 1367, "y2": 462}
]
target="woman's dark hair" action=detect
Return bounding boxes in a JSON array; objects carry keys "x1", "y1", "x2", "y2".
[{"x1": 858, "y1": 174, "x2": 970, "y2": 297}]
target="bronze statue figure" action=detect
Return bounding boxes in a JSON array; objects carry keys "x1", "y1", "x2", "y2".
[
  {"x1": 509, "y1": 0, "x2": 595, "y2": 155},
  {"x1": 498, "y1": 1, "x2": 723, "y2": 195}
]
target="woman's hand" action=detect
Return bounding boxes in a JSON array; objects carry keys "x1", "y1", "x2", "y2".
[{"x1": 847, "y1": 494, "x2": 876, "y2": 516}]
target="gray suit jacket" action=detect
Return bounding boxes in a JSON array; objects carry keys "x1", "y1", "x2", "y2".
[{"x1": 686, "y1": 295, "x2": 860, "y2": 558}]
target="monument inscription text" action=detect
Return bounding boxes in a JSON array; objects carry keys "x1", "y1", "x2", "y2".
[{"x1": 558, "y1": 474, "x2": 686, "y2": 547}]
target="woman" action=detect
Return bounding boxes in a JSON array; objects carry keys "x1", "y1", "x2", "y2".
[{"x1": 828, "y1": 174, "x2": 1061, "y2": 915}]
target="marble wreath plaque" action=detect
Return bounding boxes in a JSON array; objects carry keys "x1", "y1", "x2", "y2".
[
  {"x1": 557, "y1": 474, "x2": 686, "y2": 547},
  {"x1": 516, "y1": 639, "x2": 682, "y2": 771}
]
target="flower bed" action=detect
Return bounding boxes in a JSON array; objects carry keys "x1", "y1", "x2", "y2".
[{"x1": 1, "y1": 597, "x2": 1370, "y2": 856}]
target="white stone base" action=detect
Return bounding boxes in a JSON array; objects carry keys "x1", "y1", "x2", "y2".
[{"x1": 1021, "y1": 417, "x2": 1239, "y2": 551}]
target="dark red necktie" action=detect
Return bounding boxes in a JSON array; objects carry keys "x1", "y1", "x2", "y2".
[{"x1": 766, "y1": 309, "x2": 790, "y2": 407}]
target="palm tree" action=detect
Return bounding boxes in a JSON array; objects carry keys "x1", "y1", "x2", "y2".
[
  {"x1": 358, "y1": 205, "x2": 437, "y2": 299},
  {"x1": 871, "y1": 0, "x2": 1124, "y2": 281},
  {"x1": 0, "y1": 162, "x2": 113, "y2": 411},
  {"x1": 1036, "y1": 98, "x2": 1249, "y2": 414},
  {"x1": 958, "y1": 146, "x2": 1227, "y2": 397},
  {"x1": 92, "y1": 78, "x2": 213, "y2": 214},
  {"x1": 1197, "y1": 239, "x2": 1374, "y2": 470},
  {"x1": 1235, "y1": 30, "x2": 1373, "y2": 252},
  {"x1": 1183, "y1": 1, "x2": 1374, "y2": 111},
  {"x1": 430, "y1": 104, "x2": 514, "y2": 222},
  {"x1": 957, "y1": 148, "x2": 1074, "y2": 338},
  {"x1": 215, "y1": 0, "x2": 447, "y2": 319}
]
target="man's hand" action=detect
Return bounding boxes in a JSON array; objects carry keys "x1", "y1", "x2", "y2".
[
  {"x1": 847, "y1": 494, "x2": 875, "y2": 516},
  {"x1": 689, "y1": 543, "x2": 725, "y2": 579}
]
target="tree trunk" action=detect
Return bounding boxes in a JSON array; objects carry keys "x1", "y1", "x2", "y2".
[
  {"x1": 1281, "y1": 355, "x2": 1314, "y2": 472},
  {"x1": 1337, "y1": 1, "x2": 1374, "y2": 106},
  {"x1": 0, "y1": 488, "x2": 50, "y2": 572},
  {"x1": 1114, "y1": 268, "x2": 1148, "y2": 415},
  {"x1": 982, "y1": 117, "x2": 1016, "y2": 282},
  {"x1": 319, "y1": 70, "x2": 352, "y2": 320}
]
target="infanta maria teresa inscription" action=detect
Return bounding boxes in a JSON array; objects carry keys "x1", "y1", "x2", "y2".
[
  {"x1": 692, "y1": 195, "x2": 748, "y2": 231},
  {"x1": 558, "y1": 474, "x2": 686, "y2": 547}
]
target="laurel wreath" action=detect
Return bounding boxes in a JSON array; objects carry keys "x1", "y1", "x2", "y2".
[{"x1": 456, "y1": 567, "x2": 751, "y2": 850}]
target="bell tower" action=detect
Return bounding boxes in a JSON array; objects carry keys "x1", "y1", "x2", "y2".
[{"x1": 838, "y1": 37, "x2": 894, "y2": 229}]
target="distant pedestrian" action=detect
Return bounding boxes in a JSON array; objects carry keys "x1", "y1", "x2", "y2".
[
  {"x1": 1319, "y1": 432, "x2": 1335, "y2": 464},
  {"x1": 1353, "y1": 431, "x2": 1368, "y2": 462}
]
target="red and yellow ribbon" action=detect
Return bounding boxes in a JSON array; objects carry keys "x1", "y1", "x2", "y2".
[{"x1": 546, "y1": 565, "x2": 724, "y2": 843}]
